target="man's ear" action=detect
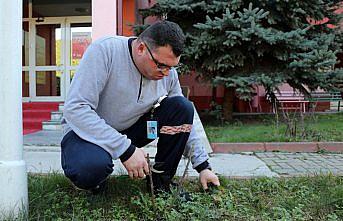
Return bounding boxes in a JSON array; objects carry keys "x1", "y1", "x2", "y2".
[{"x1": 137, "y1": 42, "x2": 145, "y2": 56}]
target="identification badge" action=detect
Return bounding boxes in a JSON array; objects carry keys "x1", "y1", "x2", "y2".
[{"x1": 147, "y1": 120, "x2": 158, "y2": 139}]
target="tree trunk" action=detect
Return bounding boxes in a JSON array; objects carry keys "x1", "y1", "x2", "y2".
[{"x1": 222, "y1": 87, "x2": 234, "y2": 121}]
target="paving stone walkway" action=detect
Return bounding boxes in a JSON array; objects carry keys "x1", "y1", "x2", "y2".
[
  {"x1": 24, "y1": 131, "x2": 343, "y2": 178},
  {"x1": 255, "y1": 152, "x2": 343, "y2": 176}
]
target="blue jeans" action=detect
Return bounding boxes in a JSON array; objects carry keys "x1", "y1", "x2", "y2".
[{"x1": 61, "y1": 96, "x2": 194, "y2": 190}]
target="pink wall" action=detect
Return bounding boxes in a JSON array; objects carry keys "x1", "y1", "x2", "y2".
[
  {"x1": 179, "y1": 72, "x2": 224, "y2": 97},
  {"x1": 92, "y1": 0, "x2": 117, "y2": 40}
]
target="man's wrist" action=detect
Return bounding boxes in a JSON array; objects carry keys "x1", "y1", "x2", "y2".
[
  {"x1": 195, "y1": 160, "x2": 212, "y2": 173},
  {"x1": 119, "y1": 144, "x2": 136, "y2": 162}
]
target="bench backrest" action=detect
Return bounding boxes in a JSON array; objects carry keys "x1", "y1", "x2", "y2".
[
  {"x1": 274, "y1": 91, "x2": 305, "y2": 101},
  {"x1": 307, "y1": 92, "x2": 342, "y2": 101}
]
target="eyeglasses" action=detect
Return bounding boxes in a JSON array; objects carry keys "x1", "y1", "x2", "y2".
[{"x1": 145, "y1": 42, "x2": 179, "y2": 72}]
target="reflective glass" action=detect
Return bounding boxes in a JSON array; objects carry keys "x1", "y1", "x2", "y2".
[{"x1": 35, "y1": 71, "x2": 61, "y2": 96}]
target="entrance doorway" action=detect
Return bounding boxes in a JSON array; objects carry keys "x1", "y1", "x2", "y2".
[
  {"x1": 22, "y1": 0, "x2": 92, "y2": 102},
  {"x1": 22, "y1": 18, "x2": 92, "y2": 102}
]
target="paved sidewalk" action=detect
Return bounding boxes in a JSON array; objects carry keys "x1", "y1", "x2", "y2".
[
  {"x1": 23, "y1": 131, "x2": 343, "y2": 178},
  {"x1": 23, "y1": 148, "x2": 277, "y2": 178},
  {"x1": 23, "y1": 127, "x2": 277, "y2": 178},
  {"x1": 255, "y1": 152, "x2": 343, "y2": 176},
  {"x1": 24, "y1": 149, "x2": 343, "y2": 178}
]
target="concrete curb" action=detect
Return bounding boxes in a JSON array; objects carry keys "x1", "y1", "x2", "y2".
[
  {"x1": 24, "y1": 145, "x2": 61, "y2": 152},
  {"x1": 211, "y1": 142, "x2": 343, "y2": 153},
  {"x1": 25, "y1": 142, "x2": 343, "y2": 154}
]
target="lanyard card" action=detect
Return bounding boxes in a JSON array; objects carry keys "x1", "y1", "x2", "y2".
[{"x1": 147, "y1": 120, "x2": 158, "y2": 139}]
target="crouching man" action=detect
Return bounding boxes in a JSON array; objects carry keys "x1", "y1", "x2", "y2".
[{"x1": 60, "y1": 21, "x2": 220, "y2": 194}]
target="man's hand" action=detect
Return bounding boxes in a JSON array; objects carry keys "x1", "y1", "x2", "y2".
[
  {"x1": 122, "y1": 148, "x2": 149, "y2": 179},
  {"x1": 199, "y1": 169, "x2": 220, "y2": 190}
]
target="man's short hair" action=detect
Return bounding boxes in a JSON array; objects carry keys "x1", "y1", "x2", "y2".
[{"x1": 138, "y1": 21, "x2": 185, "y2": 57}]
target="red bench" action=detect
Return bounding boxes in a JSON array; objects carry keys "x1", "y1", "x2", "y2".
[{"x1": 271, "y1": 91, "x2": 309, "y2": 113}]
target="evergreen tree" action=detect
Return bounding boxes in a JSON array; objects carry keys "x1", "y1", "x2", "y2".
[{"x1": 137, "y1": 0, "x2": 343, "y2": 120}]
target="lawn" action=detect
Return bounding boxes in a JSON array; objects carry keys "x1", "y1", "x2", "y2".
[
  {"x1": 10, "y1": 174, "x2": 343, "y2": 220},
  {"x1": 204, "y1": 113, "x2": 343, "y2": 143}
]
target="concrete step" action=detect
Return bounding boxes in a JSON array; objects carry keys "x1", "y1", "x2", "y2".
[
  {"x1": 42, "y1": 121, "x2": 62, "y2": 130},
  {"x1": 23, "y1": 102, "x2": 61, "y2": 134},
  {"x1": 51, "y1": 111, "x2": 63, "y2": 121},
  {"x1": 42, "y1": 110, "x2": 63, "y2": 131},
  {"x1": 59, "y1": 103, "x2": 64, "y2": 112}
]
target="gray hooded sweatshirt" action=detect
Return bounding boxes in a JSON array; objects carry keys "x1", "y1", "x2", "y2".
[{"x1": 61, "y1": 36, "x2": 209, "y2": 169}]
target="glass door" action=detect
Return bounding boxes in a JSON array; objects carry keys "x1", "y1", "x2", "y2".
[
  {"x1": 33, "y1": 19, "x2": 65, "y2": 101},
  {"x1": 65, "y1": 18, "x2": 92, "y2": 95},
  {"x1": 22, "y1": 0, "x2": 92, "y2": 102},
  {"x1": 23, "y1": 16, "x2": 91, "y2": 102}
]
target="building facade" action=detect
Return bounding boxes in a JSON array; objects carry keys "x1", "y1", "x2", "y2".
[
  {"x1": 22, "y1": 0, "x2": 153, "y2": 103},
  {"x1": 21, "y1": 0, "x2": 341, "y2": 112}
]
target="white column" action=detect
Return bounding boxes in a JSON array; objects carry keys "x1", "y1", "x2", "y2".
[
  {"x1": 0, "y1": 0, "x2": 28, "y2": 218},
  {"x1": 92, "y1": 0, "x2": 117, "y2": 41}
]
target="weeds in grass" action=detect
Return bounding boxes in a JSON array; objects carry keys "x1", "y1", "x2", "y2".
[{"x1": 23, "y1": 174, "x2": 343, "y2": 220}]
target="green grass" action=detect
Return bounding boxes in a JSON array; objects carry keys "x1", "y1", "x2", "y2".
[
  {"x1": 14, "y1": 174, "x2": 343, "y2": 220},
  {"x1": 204, "y1": 113, "x2": 343, "y2": 143}
]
